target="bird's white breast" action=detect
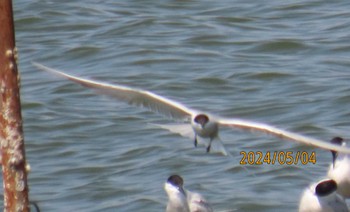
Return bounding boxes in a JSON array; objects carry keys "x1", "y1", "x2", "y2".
[
  {"x1": 328, "y1": 156, "x2": 350, "y2": 198},
  {"x1": 299, "y1": 182, "x2": 348, "y2": 212},
  {"x1": 191, "y1": 116, "x2": 218, "y2": 139}
]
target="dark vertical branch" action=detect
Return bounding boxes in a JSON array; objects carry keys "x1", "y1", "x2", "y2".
[{"x1": 0, "y1": 0, "x2": 30, "y2": 211}]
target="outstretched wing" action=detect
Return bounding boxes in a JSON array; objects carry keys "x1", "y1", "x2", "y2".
[
  {"x1": 217, "y1": 117, "x2": 350, "y2": 154},
  {"x1": 33, "y1": 62, "x2": 196, "y2": 121}
]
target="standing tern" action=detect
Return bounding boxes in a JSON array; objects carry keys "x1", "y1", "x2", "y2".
[
  {"x1": 33, "y1": 62, "x2": 350, "y2": 155},
  {"x1": 164, "y1": 174, "x2": 213, "y2": 212},
  {"x1": 299, "y1": 179, "x2": 349, "y2": 212},
  {"x1": 327, "y1": 137, "x2": 350, "y2": 198}
]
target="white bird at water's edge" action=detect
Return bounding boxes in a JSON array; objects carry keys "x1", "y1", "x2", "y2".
[
  {"x1": 32, "y1": 62, "x2": 350, "y2": 155},
  {"x1": 164, "y1": 174, "x2": 213, "y2": 212}
]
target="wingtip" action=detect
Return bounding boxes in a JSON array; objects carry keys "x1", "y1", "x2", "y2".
[
  {"x1": 32, "y1": 62, "x2": 59, "y2": 74},
  {"x1": 32, "y1": 62, "x2": 78, "y2": 81},
  {"x1": 32, "y1": 61, "x2": 51, "y2": 70},
  {"x1": 32, "y1": 62, "x2": 54, "y2": 74}
]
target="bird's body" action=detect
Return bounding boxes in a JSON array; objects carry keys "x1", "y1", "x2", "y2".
[
  {"x1": 164, "y1": 175, "x2": 213, "y2": 212},
  {"x1": 327, "y1": 137, "x2": 350, "y2": 198},
  {"x1": 299, "y1": 179, "x2": 349, "y2": 212},
  {"x1": 192, "y1": 114, "x2": 218, "y2": 139},
  {"x1": 191, "y1": 114, "x2": 219, "y2": 152},
  {"x1": 33, "y1": 62, "x2": 350, "y2": 155},
  {"x1": 187, "y1": 191, "x2": 213, "y2": 212}
]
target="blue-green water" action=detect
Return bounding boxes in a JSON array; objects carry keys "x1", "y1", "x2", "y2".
[{"x1": 5, "y1": 0, "x2": 350, "y2": 211}]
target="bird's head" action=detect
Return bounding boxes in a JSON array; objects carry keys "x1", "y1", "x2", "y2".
[
  {"x1": 194, "y1": 114, "x2": 209, "y2": 129},
  {"x1": 315, "y1": 179, "x2": 337, "y2": 197},
  {"x1": 165, "y1": 175, "x2": 186, "y2": 197}
]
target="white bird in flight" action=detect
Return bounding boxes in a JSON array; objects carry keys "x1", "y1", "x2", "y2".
[
  {"x1": 33, "y1": 62, "x2": 350, "y2": 155},
  {"x1": 164, "y1": 174, "x2": 213, "y2": 212},
  {"x1": 327, "y1": 137, "x2": 350, "y2": 198},
  {"x1": 299, "y1": 179, "x2": 349, "y2": 212}
]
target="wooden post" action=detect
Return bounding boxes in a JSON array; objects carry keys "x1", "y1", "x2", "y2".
[{"x1": 0, "y1": 0, "x2": 30, "y2": 211}]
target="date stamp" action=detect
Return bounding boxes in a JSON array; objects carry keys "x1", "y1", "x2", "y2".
[{"x1": 240, "y1": 151, "x2": 316, "y2": 165}]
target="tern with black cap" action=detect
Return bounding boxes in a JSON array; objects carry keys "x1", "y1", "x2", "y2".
[
  {"x1": 164, "y1": 175, "x2": 213, "y2": 212},
  {"x1": 327, "y1": 137, "x2": 350, "y2": 198},
  {"x1": 299, "y1": 179, "x2": 348, "y2": 212}
]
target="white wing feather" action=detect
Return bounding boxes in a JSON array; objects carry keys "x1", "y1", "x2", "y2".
[
  {"x1": 217, "y1": 117, "x2": 350, "y2": 154},
  {"x1": 33, "y1": 62, "x2": 350, "y2": 154},
  {"x1": 187, "y1": 190, "x2": 213, "y2": 212},
  {"x1": 33, "y1": 62, "x2": 196, "y2": 121},
  {"x1": 150, "y1": 123, "x2": 195, "y2": 139}
]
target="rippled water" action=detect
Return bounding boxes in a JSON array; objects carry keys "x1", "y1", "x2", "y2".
[{"x1": 3, "y1": 0, "x2": 350, "y2": 211}]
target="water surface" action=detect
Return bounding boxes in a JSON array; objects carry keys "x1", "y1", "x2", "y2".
[{"x1": 3, "y1": 0, "x2": 350, "y2": 211}]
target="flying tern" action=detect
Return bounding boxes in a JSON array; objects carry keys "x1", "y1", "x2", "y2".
[
  {"x1": 327, "y1": 137, "x2": 350, "y2": 198},
  {"x1": 33, "y1": 62, "x2": 350, "y2": 155},
  {"x1": 299, "y1": 179, "x2": 349, "y2": 212},
  {"x1": 164, "y1": 174, "x2": 213, "y2": 212}
]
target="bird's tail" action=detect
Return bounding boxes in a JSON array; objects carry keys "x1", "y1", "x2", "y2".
[{"x1": 209, "y1": 136, "x2": 231, "y2": 156}]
